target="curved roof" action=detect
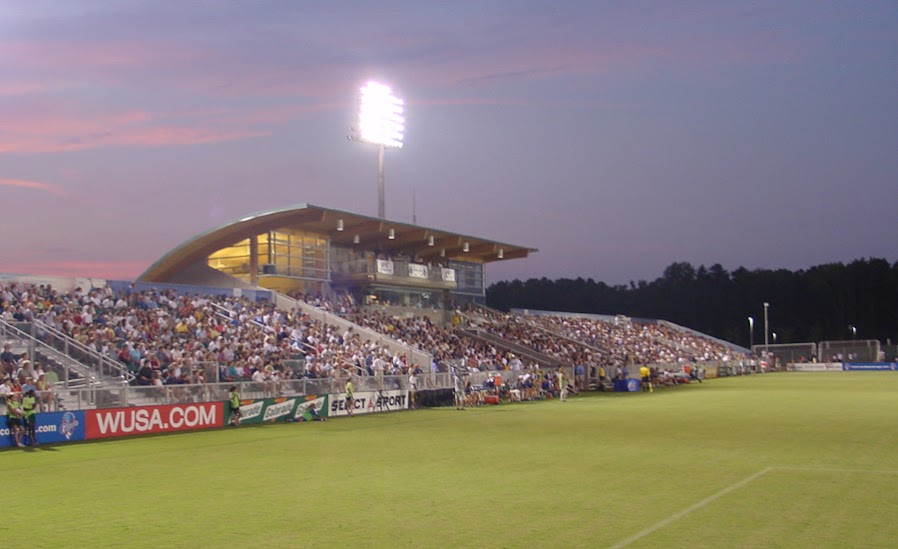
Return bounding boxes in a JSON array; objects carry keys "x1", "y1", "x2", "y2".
[{"x1": 138, "y1": 203, "x2": 536, "y2": 282}]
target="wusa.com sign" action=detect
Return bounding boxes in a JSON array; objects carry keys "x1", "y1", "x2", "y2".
[{"x1": 86, "y1": 402, "x2": 224, "y2": 439}]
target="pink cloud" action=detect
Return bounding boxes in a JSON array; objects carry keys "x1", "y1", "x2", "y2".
[
  {"x1": 0, "y1": 81, "x2": 53, "y2": 96},
  {"x1": 0, "y1": 178, "x2": 67, "y2": 196},
  {"x1": 0, "y1": 105, "x2": 274, "y2": 155},
  {"x1": 3, "y1": 260, "x2": 147, "y2": 280}
]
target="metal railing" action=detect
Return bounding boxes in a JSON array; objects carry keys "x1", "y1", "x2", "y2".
[
  {"x1": 1, "y1": 319, "x2": 103, "y2": 388},
  {"x1": 41, "y1": 375, "x2": 449, "y2": 412},
  {"x1": 11, "y1": 320, "x2": 133, "y2": 384}
]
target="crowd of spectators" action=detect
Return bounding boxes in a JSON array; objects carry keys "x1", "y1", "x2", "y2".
[
  {"x1": 464, "y1": 307, "x2": 747, "y2": 371},
  {"x1": 3, "y1": 279, "x2": 747, "y2": 403},
  {"x1": 0, "y1": 282, "x2": 411, "y2": 393},
  {"x1": 345, "y1": 309, "x2": 532, "y2": 373}
]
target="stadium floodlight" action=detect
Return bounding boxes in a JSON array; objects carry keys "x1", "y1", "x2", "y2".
[
  {"x1": 747, "y1": 316, "x2": 754, "y2": 351},
  {"x1": 849, "y1": 325, "x2": 857, "y2": 339},
  {"x1": 354, "y1": 80, "x2": 405, "y2": 219}
]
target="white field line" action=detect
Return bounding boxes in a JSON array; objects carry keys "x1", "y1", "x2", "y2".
[
  {"x1": 775, "y1": 466, "x2": 898, "y2": 475},
  {"x1": 607, "y1": 467, "x2": 773, "y2": 549},
  {"x1": 608, "y1": 465, "x2": 898, "y2": 549}
]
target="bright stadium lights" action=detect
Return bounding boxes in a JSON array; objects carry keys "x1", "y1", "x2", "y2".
[
  {"x1": 748, "y1": 316, "x2": 754, "y2": 351},
  {"x1": 351, "y1": 80, "x2": 405, "y2": 219},
  {"x1": 359, "y1": 82, "x2": 405, "y2": 149}
]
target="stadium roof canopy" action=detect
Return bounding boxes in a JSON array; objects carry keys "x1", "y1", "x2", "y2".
[{"x1": 139, "y1": 203, "x2": 536, "y2": 282}]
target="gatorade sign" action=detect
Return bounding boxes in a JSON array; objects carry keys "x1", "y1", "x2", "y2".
[{"x1": 86, "y1": 402, "x2": 224, "y2": 439}]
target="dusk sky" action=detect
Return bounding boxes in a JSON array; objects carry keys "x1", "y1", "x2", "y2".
[{"x1": 2, "y1": 1, "x2": 896, "y2": 285}]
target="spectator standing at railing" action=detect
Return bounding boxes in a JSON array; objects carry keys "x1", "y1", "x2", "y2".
[
  {"x1": 344, "y1": 377, "x2": 355, "y2": 417},
  {"x1": 639, "y1": 365, "x2": 652, "y2": 393},
  {"x1": 558, "y1": 368, "x2": 567, "y2": 402},
  {"x1": 228, "y1": 385, "x2": 242, "y2": 426},
  {"x1": 6, "y1": 391, "x2": 25, "y2": 448},
  {"x1": 408, "y1": 370, "x2": 418, "y2": 409},
  {"x1": 22, "y1": 389, "x2": 38, "y2": 446},
  {"x1": 453, "y1": 369, "x2": 466, "y2": 410}
]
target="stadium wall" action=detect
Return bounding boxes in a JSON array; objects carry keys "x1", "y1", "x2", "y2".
[{"x1": 1, "y1": 391, "x2": 407, "y2": 449}]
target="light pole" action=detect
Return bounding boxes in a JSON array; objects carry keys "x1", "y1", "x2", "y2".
[
  {"x1": 763, "y1": 302, "x2": 770, "y2": 354},
  {"x1": 747, "y1": 316, "x2": 754, "y2": 351},
  {"x1": 354, "y1": 81, "x2": 405, "y2": 219}
]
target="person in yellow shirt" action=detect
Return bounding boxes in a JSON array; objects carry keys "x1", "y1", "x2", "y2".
[{"x1": 639, "y1": 365, "x2": 653, "y2": 393}]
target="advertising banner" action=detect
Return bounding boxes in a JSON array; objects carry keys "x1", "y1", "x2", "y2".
[
  {"x1": 328, "y1": 390, "x2": 408, "y2": 417},
  {"x1": 86, "y1": 402, "x2": 224, "y2": 440},
  {"x1": 408, "y1": 263, "x2": 428, "y2": 279},
  {"x1": 0, "y1": 410, "x2": 86, "y2": 448},
  {"x1": 788, "y1": 363, "x2": 845, "y2": 372},
  {"x1": 842, "y1": 363, "x2": 897, "y2": 371},
  {"x1": 376, "y1": 259, "x2": 394, "y2": 275},
  {"x1": 441, "y1": 268, "x2": 456, "y2": 282},
  {"x1": 232, "y1": 395, "x2": 328, "y2": 424}
]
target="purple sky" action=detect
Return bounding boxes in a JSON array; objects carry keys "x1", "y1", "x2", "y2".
[{"x1": 2, "y1": 1, "x2": 896, "y2": 285}]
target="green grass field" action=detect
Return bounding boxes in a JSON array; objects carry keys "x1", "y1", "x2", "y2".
[{"x1": 6, "y1": 373, "x2": 898, "y2": 548}]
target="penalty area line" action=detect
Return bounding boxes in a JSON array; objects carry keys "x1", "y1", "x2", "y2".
[{"x1": 607, "y1": 467, "x2": 773, "y2": 549}]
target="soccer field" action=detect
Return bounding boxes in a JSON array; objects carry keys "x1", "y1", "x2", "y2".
[{"x1": 6, "y1": 373, "x2": 898, "y2": 548}]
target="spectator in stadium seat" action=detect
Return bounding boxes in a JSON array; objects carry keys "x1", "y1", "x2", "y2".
[
  {"x1": 135, "y1": 360, "x2": 154, "y2": 386},
  {"x1": 1, "y1": 343, "x2": 16, "y2": 376}
]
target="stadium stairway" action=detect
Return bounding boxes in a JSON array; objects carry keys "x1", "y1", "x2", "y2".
[
  {"x1": 457, "y1": 327, "x2": 563, "y2": 368},
  {"x1": 268, "y1": 290, "x2": 434, "y2": 371}
]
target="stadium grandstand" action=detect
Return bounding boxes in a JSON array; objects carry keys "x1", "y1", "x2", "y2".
[{"x1": 6, "y1": 202, "x2": 859, "y2": 440}]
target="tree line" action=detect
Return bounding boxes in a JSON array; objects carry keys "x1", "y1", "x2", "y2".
[{"x1": 486, "y1": 258, "x2": 898, "y2": 348}]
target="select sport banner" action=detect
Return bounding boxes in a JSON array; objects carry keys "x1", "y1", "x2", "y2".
[
  {"x1": 86, "y1": 402, "x2": 224, "y2": 439},
  {"x1": 0, "y1": 410, "x2": 86, "y2": 448},
  {"x1": 232, "y1": 395, "x2": 328, "y2": 424},
  {"x1": 329, "y1": 390, "x2": 408, "y2": 417}
]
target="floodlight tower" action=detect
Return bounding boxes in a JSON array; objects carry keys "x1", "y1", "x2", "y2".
[{"x1": 355, "y1": 81, "x2": 405, "y2": 219}]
